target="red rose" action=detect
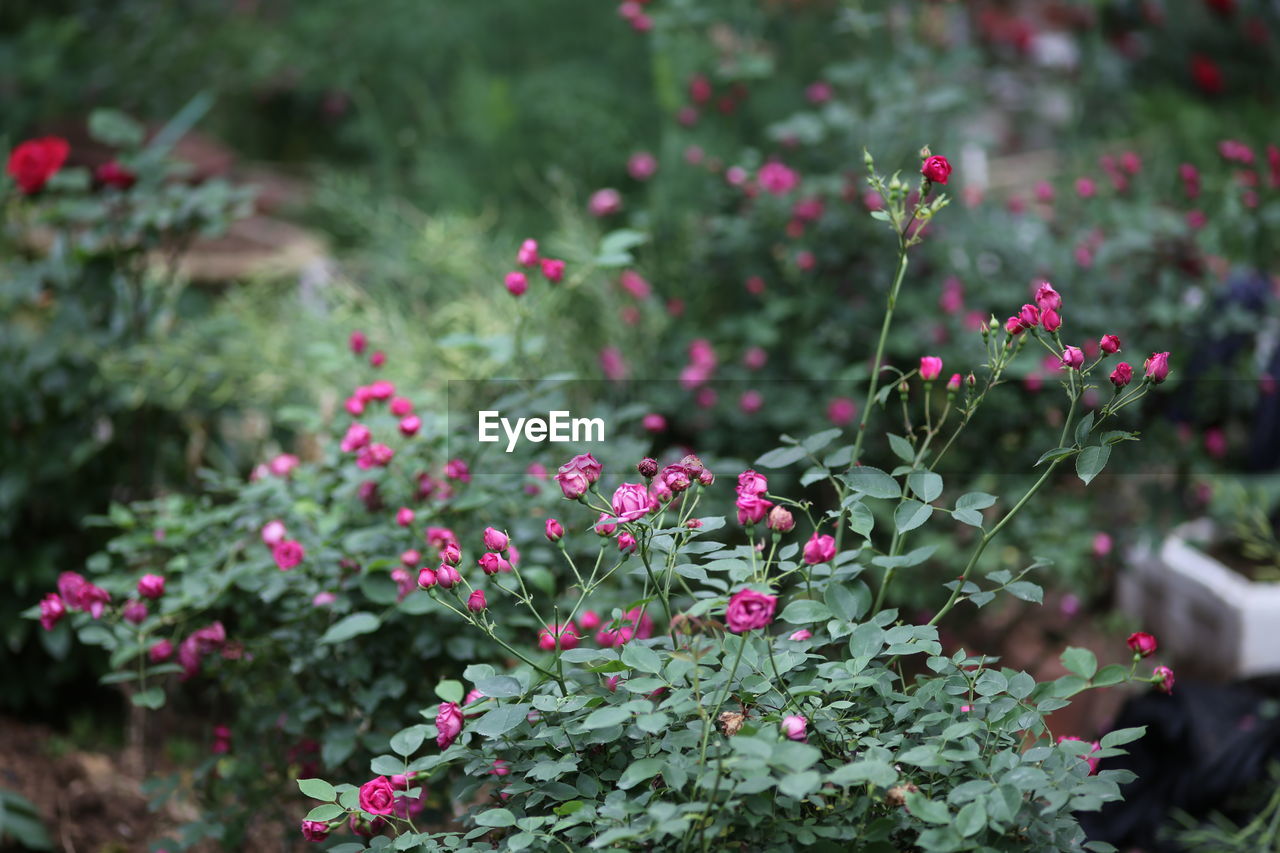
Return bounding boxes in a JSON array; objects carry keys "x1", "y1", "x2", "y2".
[
  {"x1": 7, "y1": 137, "x2": 70, "y2": 194},
  {"x1": 95, "y1": 161, "x2": 136, "y2": 190},
  {"x1": 921, "y1": 155, "x2": 952, "y2": 185},
  {"x1": 1126, "y1": 632, "x2": 1158, "y2": 657},
  {"x1": 358, "y1": 776, "x2": 396, "y2": 815}
]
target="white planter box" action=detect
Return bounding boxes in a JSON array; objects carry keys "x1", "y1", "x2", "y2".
[{"x1": 1120, "y1": 519, "x2": 1280, "y2": 679}]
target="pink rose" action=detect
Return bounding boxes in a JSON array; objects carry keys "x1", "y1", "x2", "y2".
[
  {"x1": 1099, "y1": 334, "x2": 1121, "y2": 354},
  {"x1": 611, "y1": 482, "x2": 651, "y2": 522},
  {"x1": 781, "y1": 714, "x2": 808, "y2": 742},
  {"x1": 919, "y1": 356, "x2": 943, "y2": 381},
  {"x1": 540, "y1": 258, "x2": 565, "y2": 282},
  {"x1": 123, "y1": 600, "x2": 148, "y2": 625},
  {"x1": 467, "y1": 590, "x2": 487, "y2": 612},
  {"x1": 802, "y1": 533, "x2": 836, "y2": 565},
  {"x1": 1110, "y1": 363, "x2": 1132, "y2": 388},
  {"x1": 1061, "y1": 346, "x2": 1085, "y2": 370},
  {"x1": 505, "y1": 271, "x2": 528, "y2": 297},
  {"x1": 736, "y1": 494, "x2": 773, "y2": 526},
  {"x1": 38, "y1": 593, "x2": 65, "y2": 631},
  {"x1": 396, "y1": 507, "x2": 415, "y2": 527},
  {"x1": 483, "y1": 527, "x2": 509, "y2": 551},
  {"x1": 788, "y1": 629, "x2": 812, "y2": 641},
  {"x1": 1154, "y1": 665, "x2": 1175, "y2": 694},
  {"x1": 725, "y1": 588, "x2": 777, "y2": 633},
  {"x1": 57, "y1": 572, "x2": 87, "y2": 609},
  {"x1": 300, "y1": 820, "x2": 330, "y2": 842},
  {"x1": 477, "y1": 552, "x2": 511, "y2": 575},
  {"x1": 545, "y1": 519, "x2": 564, "y2": 542},
  {"x1": 921, "y1": 155, "x2": 951, "y2": 185},
  {"x1": 1144, "y1": 352, "x2": 1171, "y2": 384},
  {"x1": 149, "y1": 639, "x2": 173, "y2": 663},
  {"x1": 137, "y1": 574, "x2": 166, "y2": 600},
  {"x1": 737, "y1": 469, "x2": 768, "y2": 497},
  {"x1": 588, "y1": 188, "x2": 622, "y2": 217},
  {"x1": 766, "y1": 506, "x2": 795, "y2": 533},
  {"x1": 272, "y1": 540, "x2": 305, "y2": 571},
  {"x1": 79, "y1": 584, "x2": 111, "y2": 619},
  {"x1": 358, "y1": 776, "x2": 396, "y2": 815},
  {"x1": 538, "y1": 621, "x2": 581, "y2": 651},
  {"x1": 1127, "y1": 632, "x2": 1157, "y2": 657},
  {"x1": 436, "y1": 702, "x2": 464, "y2": 749},
  {"x1": 757, "y1": 162, "x2": 799, "y2": 195},
  {"x1": 516, "y1": 238, "x2": 539, "y2": 267}
]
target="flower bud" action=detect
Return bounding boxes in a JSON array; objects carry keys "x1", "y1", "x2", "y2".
[
  {"x1": 697, "y1": 468, "x2": 715, "y2": 487},
  {"x1": 540, "y1": 258, "x2": 566, "y2": 283},
  {"x1": 1019, "y1": 304, "x2": 1041, "y2": 328},
  {"x1": 1110, "y1": 362, "x2": 1133, "y2": 388},
  {"x1": 1060, "y1": 346, "x2": 1085, "y2": 370},
  {"x1": 123, "y1": 600, "x2": 148, "y2": 625},
  {"x1": 396, "y1": 507, "x2": 415, "y2": 527},
  {"x1": 504, "y1": 271, "x2": 528, "y2": 297},
  {"x1": 483, "y1": 527, "x2": 509, "y2": 551},
  {"x1": 1041, "y1": 308, "x2": 1062, "y2": 333},
  {"x1": 1035, "y1": 282, "x2": 1062, "y2": 312},
  {"x1": 401, "y1": 549, "x2": 421, "y2": 566},
  {"x1": 417, "y1": 567, "x2": 438, "y2": 589},
  {"x1": 137, "y1": 574, "x2": 166, "y2": 600},
  {"x1": 919, "y1": 356, "x2": 943, "y2": 381},
  {"x1": 921, "y1": 155, "x2": 951, "y2": 185},
  {"x1": 1153, "y1": 665, "x2": 1175, "y2": 694},
  {"x1": 436, "y1": 566, "x2": 462, "y2": 588},
  {"x1": 637, "y1": 457, "x2": 659, "y2": 478},
  {"x1": 1127, "y1": 632, "x2": 1158, "y2": 657},
  {"x1": 766, "y1": 506, "x2": 795, "y2": 533},
  {"x1": 545, "y1": 518, "x2": 564, "y2": 542},
  {"x1": 617, "y1": 532, "x2": 638, "y2": 553},
  {"x1": 1144, "y1": 351, "x2": 1171, "y2": 384},
  {"x1": 1005, "y1": 316, "x2": 1026, "y2": 335},
  {"x1": 781, "y1": 714, "x2": 808, "y2": 742},
  {"x1": 1099, "y1": 334, "x2": 1121, "y2": 354},
  {"x1": 440, "y1": 542, "x2": 462, "y2": 566},
  {"x1": 399, "y1": 415, "x2": 421, "y2": 436},
  {"x1": 477, "y1": 552, "x2": 511, "y2": 575},
  {"x1": 467, "y1": 590, "x2": 487, "y2": 612},
  {"x1": 516, "y1": 238, "x2": 539, "y2": 267},
  {"x1": 946, "y1": 373, "x2": 962, "y2": 393},
  {"x1": 788, "y1": 629, "x2": 812, "y2": 641}
]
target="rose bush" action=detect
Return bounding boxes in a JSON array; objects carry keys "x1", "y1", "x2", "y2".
[{"x1": 296, "y1": 152, "x2": 1177, "y2": 851}]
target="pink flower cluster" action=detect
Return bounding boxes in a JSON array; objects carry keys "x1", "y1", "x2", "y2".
[
  {"x1": 735, "y1": 469, "x2": 772, "y2": 526},
  {"x1": 506, "y1": 238, "x2": 566, "y2": 297},
  {"x1": 37, "y1": 571, "x2": 113, "y2": 631}
]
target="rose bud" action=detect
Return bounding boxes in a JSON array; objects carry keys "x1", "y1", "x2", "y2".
[
  {"x1": 300, "y1": 820, "x2": 330, "y2": 842},
  {"x1": 540, "y1": 258, "x2": 566, "y2": 282},
  {"x1": 788, "y1": 629, "x2": 813, "y2": 641},
  {"x1": 401, "y1": 549, "x2": 421, "y2": 567},
  {"x1": 781, "y1": 714, "x2": 808, "y2": 742},
  {"x1": 483, "y1": 527, "x2": 509, "y2": 551},
  {"x1": 661, "y1": 464, "x2": 692, "y2": 493},
  {"x1": 396, "y1": 507, "x2": 415, "y2": 527},
  {"x1": 1019, "y1": 304, "x2": 1041, "y2": 328},
  {"x1": 636, "y1": 457, "x2": 659, "y2": 480},
  {"x1": 919, "y1": 356, "x2": 943, "y2": 381},
  {"x1": 946, "y1": 373, "x2": 962, "y2": 393},
  {"x1": 467, "y1": 590, "x2": 487, "y2": 612},
  {"x1": 516, "y1": 238, "x2": 539, "y2": 267},
  {"x1": 595, "y1": 513, "x2": 617, "y2": 536},
  {"x1": 1144, "y1": 351, "x2": 1171, "y2": 384},
  {"x1": 1127, "y1": 632, "x2": 1158, "y2": 657},
  {"x1": 137, "y1": 574, "x2": 166, "y2": 600},
  {"x1": 1006, "y1": 315, "x2": 1027, "y2": 335},
  {"x1": 417, "y1": 567, "x2": 438, "y2": 589},
  {"x1": 272, "y1": 540, "x2": 305, "y2": 571},
  {"x1": 605, "y1": 674, "x2": 621, "y2": 692},
  {"x1": 724, "y1": 588, "x2": 778, "y2": 633},
  {"x1": 1060, "y1": 346, "x2": 1085, "y2": 370},
  {"x1": 349, "y1": 330, "x2": 368, "y2": 354},
  {"x1": 477, "y1": 553, "x2": 511, "y2": 575},
  {"x1": 1035, "y1": 282, "x2": 1062, "y2": 313},
  {"x1": 1110, "y1": 362, "x2": 1132, "y2": 388},
  {"x1": 504, "y1": 271, "x2": 528, "y2": 297},
  {"x1": 802, "y1": 533, "x2": 836, "y2": 565},
  {"x1": 697, "y1": 468, "x2": 715, "y2": 487},
  {"x1": 398, "y1": 415, "x2": 421, "y2": 437},
  {"x1": 123, "y1": 600, "x2": 148, "y2": 625},
  {"x1": 149, "y1": 638, "x2": 174, "y2": 663},
  {"x1": 766, "y1": 506, "x2": 795, "y2": 533},
  {"x1": 544, "y1": 518, "x2": 564, "y2": 542},
  {"x1": 921, "y1": 155, "x2": 952, "y2": 185},
  {"x1": 439, "y1": 542, "x2": 462, "y2": 567},
  {"x1": 1100, "y1": 334, "x2": 1121, "y2": 354},
  {"x1": 1153, "y1": 665, "x2": 1175, "y2": 694},
  {"x1": 7, "y1": 136, "x2": 70, "y2": 194},
  {"x1": 537, "y1": 621, "x2": 581, "y2": 651},
  {"x1": 370, "y1": 350, "x2": 386, "y2": 367},
  {"x1": 579, "y1": 610, "x2": 601, "y2": 631},
  {"x1": 617, "y1": 532, "x2": 638, "y2": 553},
  {"x1": 1041, "y1": 309, "x2": 1062, "y2": 333}
]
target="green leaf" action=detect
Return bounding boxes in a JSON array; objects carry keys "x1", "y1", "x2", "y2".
[
  {"x1": 1005, "y1": 582, "x2": 1043, "y2": 604},
  {"x1": 616, "y1": 757, "x2": 664, "y2": 790},
  {"x1": 320, "y1": 612, "x2": 381, "y2": 644},
  {"x1": 955, "y1": 800, "x2": 987, "y2": 837},
  {"x1": 779, "y1": 599, "x2": 833, "y2": 624},
  {"x1": 887, "y1": 434, "x2": 915, "y2": 463},
  {"x1": 1091, "y1": 665, "x2": 1128, "y2": 688},
  {"x1": 755, "y1": 446, "x2": 808, "y2": 469},
  {"x1": 828, "y1": 760, "x2": 897, "y2": 787},
  {"x1": 390, "y1": 726, "x2": 426, "y2": 757},
  {"x1": 1076, "y1": 445, "x2": 1111, "y2": 486},
  {"x1": 844, "y1": 467, "x2": 901, "y2": 499},
  {"x1": 1100, "y1": 726, "x2": 1146, "y2": 749},
  {"x1": 473, "y1": 676, "x2": 522, "y2": 699},
  {"x1": 89, "y1": 108, "x2": 145, "y2": 147},
  {"x1": 955, "y1": 492, "x2": 997, "y2": 511},
  {"x1": 905, "y1": 792, "x2": 952, "y2": 824},
  {"x1": 435, "y1": 679, "x2": 465, "y2": 704},
  {"x1": 1075, "y1": 412, "x2": 1096, "y2": 446},
  {"x1": 908, "y1": 471, "x2": 943, "y2": 503},
  {"x1": 583, "y1": 706, "x2": 631, "y2": 729},
  {"x1": 1036, "y1": 446, "x2": 1077, "y2": 466},
  {"x1": 778, "y1": 770, "x2": 820, "y2": 799},
  {"x1": 1061, "y1": 647, "x2": 1098, "y2": 679},
  {"x1": 825, "y1": 581, "x2": 871, "y2": 622},
  {"x1": 131, "y1": 687, "x2": 165, "y2": 709},
  {"x1": 847, "y1": 501, "x2": 875, "y2": 538},
  {"x1": 802, "y1": 429, "x2": 843, "y2": 454},
  {"x1": 894, "y1": 500, "x2": 933, "y2": 533},
  {"x1": 952, "y1": 508, "x2": 985, "y2": 528},
  {"x1": 475, "y1": 808, "x2": 516, "y2": 828},
  {"x1": 621, "y1": 643, "x2": 663, "y2": 674},
  {"x1": 298, "y1": 778, "x2": 337, "y2": 801},
  {"x1": 474, "y1": 704, "x2": 531, "y2": 737},
  {"x1": 306, "y1": 803, "x2": 346, "y2": 822}
]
